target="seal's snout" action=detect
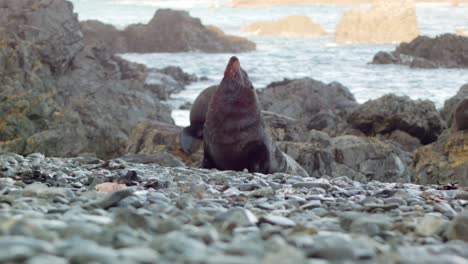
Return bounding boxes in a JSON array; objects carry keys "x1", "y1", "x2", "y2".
[{"x1": 224, "y1": 56, "x2": 241, "y2": 79}]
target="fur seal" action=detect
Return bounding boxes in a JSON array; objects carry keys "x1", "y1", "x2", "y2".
[
  {"x1": 180, "y1": 85, "x2": 217, "y2": 153},
  {"x1": 180, "y1": 56, "x2": 308, "y2": 177},
  {"x1": 454, "y1": 97, "x2": 468, "y2": 131}
]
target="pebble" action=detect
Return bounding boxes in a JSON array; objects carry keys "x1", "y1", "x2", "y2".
[
  {"x1": 0, "y1": 153, "x2": 467, "y2": 263},
  {"x1": 260, "y1": 214, "x2": 296, "y2": 227}
]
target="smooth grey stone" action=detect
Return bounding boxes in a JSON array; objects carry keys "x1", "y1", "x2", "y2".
[
  {"x1": 305, "y1": 234, "x2": 357, "y2": 260},
  {"x1": 260, "y1": 214, "x2": 296, "y2": 227},
  {"x1": 415, "y1": 215, "x2": 448, "y2": 237},
  {"x1": 0, "y1": 236, "x2": 53, "y2": 262},
  {"x1": 214, "y1": 208, "x2": 258, "y2": 232},
  {"x1": 119, "y1": 247, "x2": 160, "y2": 263},
  {"x1": 58, "y1": 238, "x2": 122, "y2": 264},
  {"x1": 83, "y1": 188, "x2": 134, "y2": 209},
  {"x1": 300, "y1": 200, "x2": 322, "y2": 210},
  {"x1": 26, "y1": 255, "x2": 68, "y2": 264},
  {"x1": 151, "y1": 231, "x2": 209, "y2": 262},
  {"x1": 434, "y1": 203, "x2": 457, "y2": 220},
  {"x1": 447, "y1": 209, "x2": 468, "y2": 242}
]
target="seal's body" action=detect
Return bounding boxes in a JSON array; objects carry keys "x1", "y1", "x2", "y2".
[
  {"x1": 179, "y1": 85, "x2": 217, "y2": 153},
  {"x1": 454, "y1": 97, "x2": 468, "y2": 131},
  {"x1": 181, "y1": 56, "x2": 308, "y2": 176}
]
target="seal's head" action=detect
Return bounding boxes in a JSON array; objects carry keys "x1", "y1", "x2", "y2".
[{"x1": 221, "y1": 56, "x2": 253, "y2": 91}]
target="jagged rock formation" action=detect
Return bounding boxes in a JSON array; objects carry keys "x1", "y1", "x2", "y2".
[
  {"x1": 372, "y1": 34, "x2": 468, "y2": 68},
  {"x1": 0, "y1": 0, "x2": 173, "y2": 159},
  {"x1": 81, "y1": 9, "x2": 256, "y2": 53},
  {"x1": 414, "y1": 130, "x2": 468, "y2": 185},
  {"x1": 242, "y1": 15, "x2": 327, "y2": 37},
  {"x1": 347, "y1": 94, "x2": 445, "y2": 145},
  {"x1": 335, "y1": 0, "x2": 418, "y2": 44},
  {"x1": 257, "y1": 78, "x2": 359, "y2": 137},
  {"x1": 442, "y1": 84, "x2": 468, "y2": 128}
]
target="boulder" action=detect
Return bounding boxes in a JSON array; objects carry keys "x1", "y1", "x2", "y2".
[
  {"x1": 454, "y1": 98, "x2": 468, "y2": 131},
  {"x1": 258, "y1": 78, "x2": 359, "y2": 136},
  {"x1": 0, "y1": 0, "x2": 173, "y2": 159},
  {"x1": 278, "y1": 131, "x2": 335, "y2": 179},
  {"x1": 126, "y1": 122, "x2": 201, "y2": 167},
  {"x1": 335, "y1": 0, "x2": 418, "y2": 44},
  {"x1": 157, "y1": 66, "x2": 198, "y2": 85},
  {"x1": 447, "y1": 209, "x2": 468, "y2": 242},
  {"x1": 413, "y1": 130, "x2": 468, "y2": 185},
  {"x1": 0, "y1": 0, "x2": 84, "y2": 74},
  {"x1": 348, "y1": 94, "x2": 445, "y2": 145},
  {"x1": 80, "y1": 20, "x2": 127, "y2": 53},
  {"x1": 377, "y1": 130, "x2": 422, "y2": 153},
  {"x1": 441, "y1": 84, "x2": 468, "y2": 128},
  {"x1": 242, "y1": 15, "x2": 327, "y2": 37},
  {"x1": 278, "y1": 131, "x2": 413, "y2": 182},
  {"x1": 81, "y1": 9, "x2": 256, "y2": 53},
  {"x1": 371, "y1": 34, "x2": 468, "y2": 68},
  {"x1": 262, "y1": 111, "x2": 307, "y2": 142}
]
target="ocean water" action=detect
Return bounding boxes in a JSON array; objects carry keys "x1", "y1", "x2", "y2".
[{"x1": 70, "y1": 0, "x2": 468, "y2": 126}]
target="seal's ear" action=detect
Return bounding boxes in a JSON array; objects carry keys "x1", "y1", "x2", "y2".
[{"x1": 180, "y1": 127, "x2": 195, "y2": 154}]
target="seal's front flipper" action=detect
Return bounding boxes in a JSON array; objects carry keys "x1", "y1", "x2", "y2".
[{"x1": 180, "y1": 127, "x2": 196, "y2": 154}]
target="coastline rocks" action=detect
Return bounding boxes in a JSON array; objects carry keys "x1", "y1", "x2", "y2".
[
  {"x1": 335, "y1": 0, "x2": 418, "y2": 44},
  {"x1": 454, "y1": 98, "x2": 468, "y2": 131},
  {"x1": 278, "y1": 132, "x2": 413, "y2": 182},
  {"x1": 348, "y1": 94, "x2": 445, "y2": 145},
  {"x1": 442, "y1": 84, "x2": 468, "y2": 128},
  {"x1": 126, "y1": 122, "x2": 201, "y2": 167},
  {"x1": 157, "y1": 66, "x2": 198, "y2": 85},
  {"x1": 447, "y1": 209, "x2": 468, "y2": 242},
  {"x1": 81, "y1": 9, "x2": 256, "y2": 53},
  {"x1": 1, "y1": 152, "x2": 468, "y2": 262},
  {"x1": 0, "y1": 0, "x2": 173, "y2": 159},
  {"x1": 242, "y1": 15, "x2": 327, "y2": 37},
  {"x1": 258, "y1": 78, "x2": 359, "y2": 136},
  {"x1": 80, "y1": 20, "x2": 127, "y2": 54},
  {"x1": 371, "y1": 34, "x2": 468, "y2": 68},
  {"x1": 0, "y1": 0, "x2": 84, "y2": 75},
  {"x1": 413, "y1": 130, "x2": 468, "y2": 185}
]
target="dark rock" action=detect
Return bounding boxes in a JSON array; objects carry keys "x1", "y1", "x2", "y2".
[
  {"x1": 145, "y1": 70, "x2": 185, "y2": 99},
  {"x1": 371, "y1": 51, "x2": 399, "y2": 64},
  {"x1": 413, "y1": 130, "x2": 468, "y2": 185},
  {"x1": 0, "y1": 0, "x2": 83, "y2": 74},
  {"x1": 80, "y1": 20, "x2": 127, "y2": 53},
  {"x1": 279, "y1": 131, "x2": 412, "y2": 183},
  {"x1": 371, "y1": 34, "x2": 468, "y2": 68},
  {"x1": 332, "y1": 135, "x2": 412, "y2": 183},
  {"x1": 81, "y1": 9, "x2": 256, "y2": 53},
  {"x1": 348, "y1": 94, "x2": 445, "y2": 144},
  {"x1": 442, "y1": 84, "x2": 468, "y2": 128},
  {"x1": 258, "y1": 78, "x2": 358, "y2": 136},
  {"x1": 126, "y1": 122, "x2": 201, "y2": 167},
  {"x1": 0, "y1": 0, "x2": 173, "y2": 159},
  {"x1": 179, "y1": 102, "x2": 193, "y2": 110},
  {"x1": 375, "y1": 130, "x2": 422, "y2": 153},
  {"x1": 262, "y1": 111, "x2": 307, "y2": 142},
  {"x1": 157, "y1": 66, "x2": 197, "y2": 85},
  {"x1": 454, "y1": 97, "x2": 468, "y2": 131}
]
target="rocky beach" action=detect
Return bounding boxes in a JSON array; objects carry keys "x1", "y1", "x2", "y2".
[{"x1": 1, "y1": 0, "x2": 468, "y2": 263}]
